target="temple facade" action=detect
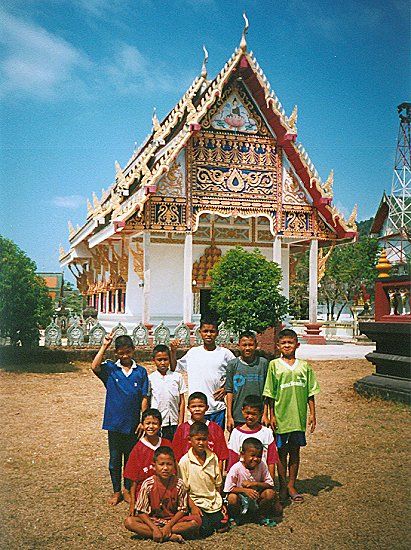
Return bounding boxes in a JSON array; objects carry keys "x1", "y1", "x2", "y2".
[{"x1": 60, "y1": 31, "x2": 357, "y2": 332}]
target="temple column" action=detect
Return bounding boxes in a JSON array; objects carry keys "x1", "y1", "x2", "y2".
[
  {"x1": 142, "y1": 231, "x2": 151, "y2": 324},
  {"x1": 183, "y1": 232, "x2": 193, "y2": 323},
  {"x1": 281, "y1": 243, "x2": 290, "y2": 300},
  {"x1": 308, "y1": 239, "x2": 318, "y2": 322},
  {"x1": 272, "y1": 235, "x2": 282, "y2": 265},
  {"x1": 114, "y1": 289, "x2": 119, "y2": 313}
]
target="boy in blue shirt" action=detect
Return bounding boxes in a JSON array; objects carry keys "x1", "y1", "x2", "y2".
[{"x1": 92, "y1": 333, "x2": 149, "y2": 506}]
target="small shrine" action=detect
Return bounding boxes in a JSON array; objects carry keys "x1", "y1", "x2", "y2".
[{"x1": 60, "y1": 19, "x2": 357, "y2": 332}]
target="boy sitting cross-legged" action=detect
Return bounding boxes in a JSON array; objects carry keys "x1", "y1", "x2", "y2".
[
  {"x1": 227, "y1": 395, "x2": 279, "y2": 480},
  {"x1": 124, "y1": 408, "x2": 172, "y2": 515},
  {"x1": 124, "y1": 446, "x2": 201, "y2": 543},
  {"x1": 178, "y1": 422, "x2": 228, "y2": 537},
  {"x1": 173, "y1": 392, "x2": 229, "y2": 471},
  {"x1": 224, "y1": 437, "x2": 279, "y2": 526}
]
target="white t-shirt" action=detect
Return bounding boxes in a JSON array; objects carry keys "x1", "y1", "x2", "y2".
[
  {"x1": 148, "y1": 369, "x2": 187, "y2": 426},
  {"x1": 176, "y1": 345, "x2": 235, "y2": 414}
]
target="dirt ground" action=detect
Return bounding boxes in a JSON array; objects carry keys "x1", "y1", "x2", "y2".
[{"x1": 0, "y1": 358, "x2": 410, "y2": 550}]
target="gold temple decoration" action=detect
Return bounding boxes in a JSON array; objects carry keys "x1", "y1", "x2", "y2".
[
  {"x1": 286, "y1": 105, "x2": 298, "y2": 132},
  {"x1": 59, "y1": 244, "x2": 66, "y2": 259},
  {"x1": 376, "y1": 249, "x2": 392, "y2": 278},
  {"x1": 87, "y1": 198, "x2": 93, "y2": 213},
  {"x1": 115, "y1": 161, "x2": 129, "y2": 195},
  {"x1": 92, "y1": 192, "x2": 100, "y2": 209},
  {"x1": 130, "y1": 243, "x2": 144, "y2": 280},
  {"x1": 346, "y1": 204, "x2": 358, "y2": 231},
  {"x1": 318, "y1": 244, "x2": 335, "y2": 282},
  {"x1": 240, "y1": 12, "x2": 249, "y2": 51},
  {"x1": 322, "y1": 170, "x2": 334, "y2": 198},
  {"x1": 192, "y1": 244, "x2": 222, "y2": 287},
  {"x1": 201, "y1": 45, "x2": 209, "y2": 79},
  {"x1": 68, "y1": 220, "x2": 75, "y2": 236}
]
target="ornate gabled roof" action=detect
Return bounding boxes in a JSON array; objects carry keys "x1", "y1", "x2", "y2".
[{"x1": 68, "y1": 29, "x2": 356, "y2": 248}]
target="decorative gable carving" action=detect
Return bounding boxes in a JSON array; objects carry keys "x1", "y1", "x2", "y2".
[
  {"x1": 282, "y1": 167, "x2": 310, "y2": 206},
  {"x1": 156, "y1": 159, "x2": 185, "y2": 197},
  {"x1": 210, "y1": 91, "x2": 258, "y2": 133}
]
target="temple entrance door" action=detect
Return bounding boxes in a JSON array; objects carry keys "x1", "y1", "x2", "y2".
[{"x1": 200, "y1": 289, "x2": 218, "y2": 320}]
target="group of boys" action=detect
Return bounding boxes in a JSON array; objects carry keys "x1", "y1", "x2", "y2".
[{"x1": 92, "y1": 319, "x2": 320, "y2": 543}]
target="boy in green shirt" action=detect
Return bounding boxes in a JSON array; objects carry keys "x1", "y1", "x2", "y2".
[{"x1": 263, "y1": 329, "x2": 319, "y2": 504}]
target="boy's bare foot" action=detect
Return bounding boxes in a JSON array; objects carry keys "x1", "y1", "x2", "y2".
[
  {"x1": 279, "y1": 487, "x2": 288, "y2": 504},
  {"x1": 108, "y1": 492, "x2": 123, "y2": 506},
  {"x1": 122, "y1": 489, "x2": 131, "y2": 503},
  {"x1": 169, "y1": 534, "x2": 185, "y2": 543}
]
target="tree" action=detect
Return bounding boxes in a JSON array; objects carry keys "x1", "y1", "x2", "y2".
[
  {"x1": 289, "y1": 251, "x2": 309, "y2": 319},
  {"x1": 318, "y1": 237, "x2": 379, "y2": 320},
  {"x1": 61, "y1": 281, "x2": 84, "y2": 316},
  {"x1": 208, "y1": 247, "x2": 288, "y2": 333},
  {"x1": 0, "y1": 236, "x2": 54, "y2": 346}
]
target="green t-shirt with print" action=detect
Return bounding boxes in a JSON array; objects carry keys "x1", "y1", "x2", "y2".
[{"x1": 263, "y1": 358, "x2": 320, "y2": 434}]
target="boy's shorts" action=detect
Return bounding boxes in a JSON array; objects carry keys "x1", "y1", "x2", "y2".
[
  {"x1": 276, "y1": 431, "x2": 306, "y2": 449},
  {"x1": 199, "y1": 509, "x2": 224, "y2": 537}
]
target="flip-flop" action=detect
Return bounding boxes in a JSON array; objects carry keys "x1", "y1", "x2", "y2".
[
  {"x1": 289, "y1": 493, "x2": 304, "y2": 503},
  {"x1": 260, "y1": 518, "x2": 277, "y2": 527}
]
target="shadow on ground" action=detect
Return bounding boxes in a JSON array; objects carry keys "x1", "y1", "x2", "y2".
[
  {"x1": 0, "y1": 362, "x2": 80, "y2": 374},
  {"x1": 296, "y1": 475, "x2": 343, "y2": 496}
]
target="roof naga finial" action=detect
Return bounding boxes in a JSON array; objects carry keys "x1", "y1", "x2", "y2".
[
  {"x1": 322, "y1": 169, "x2": 334, "y2": 198},
  {"x1": 201, "y1": 45, "x2": 209, "y2": 79},
  {"x1": 240, "y1": 12, "x2": 249, "y2": 51},
  {"x1": 347, "y1": 204, "x2": 358, "y2": 230},
  {"x1": 286, "y1": 105, "x2": 298, "y2": 131},
  {"x1": 152, "y1": 107, "x2": 161, "y2": 133}
]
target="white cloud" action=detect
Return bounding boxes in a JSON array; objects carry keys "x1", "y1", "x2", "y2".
[
  {"x1": 0, "y1": 10, "x2": 89, "y2": 99},
  {"x1": 52, "y1": 195, "x2": 85, "y2": 209}
]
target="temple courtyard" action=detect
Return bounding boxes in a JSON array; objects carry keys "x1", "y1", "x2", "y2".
[{"x1": 0, "y1": 356, "x2": 410, "y2": 550}]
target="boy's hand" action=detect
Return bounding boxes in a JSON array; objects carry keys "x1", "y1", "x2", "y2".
[
  {"x1": 103, "y1": 330, "x2": 114, "y2": 350},
  {"x1": 308, "y1": 413, "x2": 316, "y2": 433},
  {"x1": 242, "y1": 480, "x2": 255, "y2": 488},
  {"x1": 170, "y1": 338, "x2": 180, "y2": 352},
  {"x1": 261, "y1": 413, "x2": 270, "y2": 427},
  {"x1": 161, "y1": 523, "x2": 172, "y2": 539},
  {"x1": 270, "y1": 415, "x2": 277, "y2": 431},
  {"x1": 243, "y1": 487, "x2": 259, "y2": 500},
  {"x1": 152, "y1": 526, "x2": 163, "y2": 542},
  {"x1": 128, "y1": 506, "x2": 135, "y2": 517},
  {"x1": 135, "y1": 422, "x2": 144, "y2": 438},
  {"x1": 213, "y1": 387, "x2": 226, "y2": 401},
  {"x1": 226, "y1": 416, "x2": 234, "y2": 433}
]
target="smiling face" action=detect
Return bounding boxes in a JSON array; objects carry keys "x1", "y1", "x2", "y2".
[
  {"x1": 188, "y1": 398, "x2": 208, "y2": 422},
  {"x1": 153, "y1": 351, "x2": 170, "y2": 375},
  {"x1": 242, "y1": 446, "x2": 263, "y2": 470},
  {"x1": 154, "y1": 453, "x2": 175, "y2": 480},
  {"x1": 277, "y1": 335, "x2": 299, "y2": 359},
  {"x1": 142, "y1": 415, "x2": 161, "y2": 438},
  {"x1": 115, "y1": 345, "x2": 134, "y2": 367},
  {"x1": 199, "y1": 324, "x2": 218, "y2": 348},
  {"x1": 239, "y1": 336, "x2": 257, "y2": 362},
  {"x1": 242, "y1": 405, "x2": 262, "y2": 429}
]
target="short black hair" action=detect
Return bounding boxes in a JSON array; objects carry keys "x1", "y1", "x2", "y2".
[
  {"x1": 189, "y1": 421, "x2": 209, "y2": 437},
  {"x1": 188, "y1": 392, "x2": 208, "y2": 406},
  {"x1": 241, "y1": 437, "x2": 264, "y2": 453},
  {"x1": 277, "y1": 328, "x2": 298, "y2": 341},
  {"x1": 239, "y1": 330, "x2": 257, "y2": 342},
  {"x1": 152, "y1": 344, "x2": 171, "y2": 359},
  {"x1": 153, "y1": 445, "x2": 175, "y2": 462},
  {"x1": 199, "y1": 317, "x2": 219, "y2": 330},
  {"x1": 242, "y1": 394, "x2": 264, "y2": 412},
  {"x1": 142, "y1": 408, "x2": 162, "y2": 424},
  {"x1": 114, "y1": 335, "x2": 134, "y2": 349}
]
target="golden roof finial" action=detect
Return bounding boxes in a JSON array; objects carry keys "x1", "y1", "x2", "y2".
[
  {"x1": 286, "y1": 105, "x2": 298, "y2": 131},
  {"x1": 152, "y1": 107, "x2": 161, "y2": 133},
  {"x1": 68, "y1": 220, "x2": 75, "y2": 236},
  {"x1": 201, "y1": 45, "x2": 209, "y2": 79},
  {"x1": 322, "y1": 169, "x2": 334, "y2": 197},
  {"x1": 59, "y1": 244, "x2": 65, "y2": 258},
  {"x1": 87, "y1": 198, "x2": 93, "y2": 212},
  {"x1": 347, "y1": 204, "x2": 358, "y2": 230},
  {"x1": 240, "y1": 12, "x2": 249, "y2": 51},
  {"x1": 92, "y1": 192, "x2": 100, "y2": 209},
  {"x1": 376, "y1": 249, "x2": 392, "y2": 278}
]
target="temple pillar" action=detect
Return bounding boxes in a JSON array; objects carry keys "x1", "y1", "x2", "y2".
[
  {"x1": 183, "y1": 232, "x2": 193, "y2": 323},
  {"x1": 142, "y1": 231, "x2": 151, "y2": 324},
  {"x1": 281, "y1": 243, "x2": 290, "y2": 300},
  {"x1": 272, "y1": 235, "x2": 282, "y2": 265},
  {"x1": 305, "y1": 238, "x2": 325, "y2": 343}
]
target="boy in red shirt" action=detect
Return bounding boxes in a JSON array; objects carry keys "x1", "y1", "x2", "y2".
[
  {"x1": 124, "y1": 446, "x2": 201, "y2": 543},
  {"x1": 124, "y1": 408, "x2": 172, "y2": 515},
  {"x1": 173, "y1": 392, "x2": 229, "y2": 471}
]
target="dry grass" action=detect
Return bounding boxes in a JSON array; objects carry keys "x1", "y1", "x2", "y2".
[{"x1": 0, "y1": 359, "x2": 410, "y2": 550}]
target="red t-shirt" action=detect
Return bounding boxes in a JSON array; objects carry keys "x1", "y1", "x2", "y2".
[
  {"x1": 124, "y1": 437, "x2": 172, "y2": 493},
  {"x1": 173, "y1": 420, "x2": 229, "y2": 462},
  {"x1": 135, "y1": 475, "x2": 187, "y2": 520}
]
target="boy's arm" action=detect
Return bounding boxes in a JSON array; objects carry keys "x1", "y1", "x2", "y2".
[
  {"x1": 178, "y1": 393, "x2": 185, "y2": 425},
  {"x1": 169, "y1": 338, "x2": 180, "y2": 371},
  {"x1": 229, "y1": 485, "x2": 259, "y2": 500},
  {"x1": 128, "y1": 481, "x2": 137, "y2": 516},
  {"x1": 91, "y1": 331, "x2": 114, "y2": 374},
  {"x1": 308, "y1": 396, "x2": 316, "y2": 432},
  {"x1": 226, "y1": 392, "x2": 235, "y2": 433},
  {"x1": 261, "y1": 400, "x2": 270, "y2": 427}
]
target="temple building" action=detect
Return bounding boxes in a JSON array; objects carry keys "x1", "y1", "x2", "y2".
[{"x1": 60, "y1": 24, "x2": 357, "y2": 332}]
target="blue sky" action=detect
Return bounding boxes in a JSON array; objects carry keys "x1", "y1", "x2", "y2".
[{"x1": 0, "y1": 0, "x2": 409, "y2": 273}]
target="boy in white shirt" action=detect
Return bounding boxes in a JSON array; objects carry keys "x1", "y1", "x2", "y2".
[
  {"x1": 171, "y1": 318, "x2": 235, "y2": 429},
  {"x1": 149, "y1": 344, "x2": 186, "y2": 441}
]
